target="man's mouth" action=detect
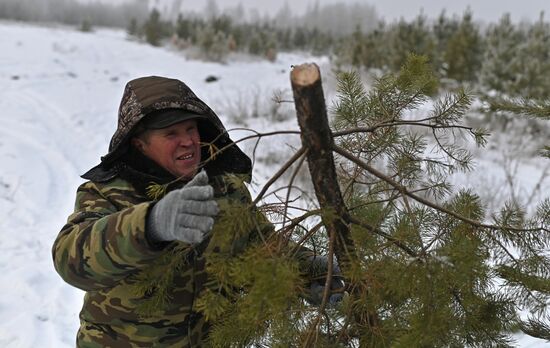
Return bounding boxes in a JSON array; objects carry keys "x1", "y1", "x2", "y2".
[{"x1": 176, "y1": 153, "x2": 194, "y2": 161}]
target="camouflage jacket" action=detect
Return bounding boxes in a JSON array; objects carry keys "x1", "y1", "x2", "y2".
[{"x1": 53, "y1": 175, "x2": 271, "y2": 348}]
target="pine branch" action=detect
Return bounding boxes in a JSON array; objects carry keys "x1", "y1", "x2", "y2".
[
  {"x1": 489, "y1": 97, "x2": 550, "y2": 119},
  {"x1": 420, "y1": 89, "x2": 471, "y2": 124},
  {"x1": 497, "y1": 265, "x2": 550, "y2": 294},
  {"x1": 332, "y1": 121, "x2": 478, "y2": 137},
  {"x1": 346, "y1": 215, "x2": 417, "y2": 257},
  {"x1": 431, "y1": 128, "x2": 473, "y2": 170},
  {"x1": 520, "y1": 317, "x2": 550, "y2": 341},
  {"x1": 333, "y1": 144, "x2": 550, "y2": 234}
]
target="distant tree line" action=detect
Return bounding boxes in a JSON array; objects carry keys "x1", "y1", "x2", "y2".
[
  {"x1": 1, "y1": 0, "x2": 547, "y2": 100},
  {"x1": 130, "y1": 9, "x2": 339, "y2": 62},
  {"x1": 129, "y1": 2, "x2": 378, "y2": 62},
  {"x1": 0, "y1": 0, "x2": 148, "y2": 30},
  {"x1": 132, "y1": 7, "x2": 550, "y2": 100},
  {"x1": 338, "y1": 11, "x2": 550, "y2": 100}
]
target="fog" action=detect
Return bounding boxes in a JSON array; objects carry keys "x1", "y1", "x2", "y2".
[
  {"x1": 3, "y1": 0, "x2": 548, "y2": 30},
  {"x1": 80, "y1": 0, "x2": 549, "y2": 22},
  {"x1": 0, "y1": 0, "x2": 149, "y2": 28}
]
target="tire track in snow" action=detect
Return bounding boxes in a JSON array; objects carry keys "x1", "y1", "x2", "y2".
[
  {"x1": 0, "y1": 89, "x2": 82, "y2": 213},
  {"x1": 0, "y1": 85, "x2": 85, "y2": 348}
]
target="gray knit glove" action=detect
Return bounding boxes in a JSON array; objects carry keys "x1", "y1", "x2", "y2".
[{"x1": 147, "y1": 171, "x2": 219, "y2": 245}]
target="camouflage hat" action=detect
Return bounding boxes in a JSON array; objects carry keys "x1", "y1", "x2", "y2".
[{"x1": 138, "y1": 109, "x2": 207, "y2": 131}]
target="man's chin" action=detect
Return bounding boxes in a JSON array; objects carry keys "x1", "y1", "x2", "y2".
[{"x1": 175, "y1": 168, "x2": 199, "y2": 180}]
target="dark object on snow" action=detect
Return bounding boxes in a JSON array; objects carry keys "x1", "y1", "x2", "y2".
[
  {"x1": 11, "y1": 75, "x2": 20, "y2": 80},
  {"x1": 204, "y1": 75, "x2": 219, "y2": 83}
]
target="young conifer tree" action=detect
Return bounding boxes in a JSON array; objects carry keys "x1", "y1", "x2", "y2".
[
  {"x1": 196, "y1": 25, "x2": 229, "y2": 62},
  {"x1": 386, "y1": 15, "x2": 436, "y2": 72},
  {"x1": 79, "y1": 18, "x2": 92, "y2": 33},
  {"x1": 137, "y1": 55, "x2": 550, "y2": 347},
  {"x1": 144, "y1": 9, "x2": 163, "y2": 46},
  {"x1": 127, "y1": 17, "x2": 139, "y2": 38},
  {"x1": 443, "y1": 10, "x2": 484, "y2": 83},
  {"x1": 479, "y1": 13, "x2": 524, "y2": 96},
  {"x1": 507, "y1": 14, "x2": 550, "y2": 100},
  {"x1": 361, "y1": 23, "x2": 390, "y2": 71},
  {"x1": 432, "y1": 11, "x2": 459, "y2": 75}
]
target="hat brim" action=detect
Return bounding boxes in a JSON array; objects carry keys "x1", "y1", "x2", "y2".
[{"x1": 142, "y1": 109, "x2": 207, "y2": 130}]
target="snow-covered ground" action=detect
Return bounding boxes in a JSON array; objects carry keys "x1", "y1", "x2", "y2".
[{"x1": 0, "y1": 21, "x2": 547, "y2": 347}]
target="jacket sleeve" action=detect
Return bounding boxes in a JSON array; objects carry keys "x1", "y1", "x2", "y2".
[{"x1": 52, "y1": 181, "x2": 165, "y2": 291}]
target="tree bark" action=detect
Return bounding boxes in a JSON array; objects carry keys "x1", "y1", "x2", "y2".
[
  {"x1": 290, "y1": 63, "x2": 356, "y2": 266},
  {"x1": 291, "y1": 63, "x2": 378, "y2": 341}
]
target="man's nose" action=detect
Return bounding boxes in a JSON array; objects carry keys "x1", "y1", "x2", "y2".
[{"x1": 178, "y1": 134, "x2": 194, "y2": 146}]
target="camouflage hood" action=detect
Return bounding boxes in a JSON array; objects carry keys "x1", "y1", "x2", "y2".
[{"x1": 82, "y1": 76, "x2": 251, "y2": 182}]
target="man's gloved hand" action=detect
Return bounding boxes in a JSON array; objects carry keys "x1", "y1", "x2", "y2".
[
  {"x1": 147, "y1": 171, "x2": 219, "y2": 245},
  {"x1": 306, "y1": 255, "x2": 345, "y2": 306}
]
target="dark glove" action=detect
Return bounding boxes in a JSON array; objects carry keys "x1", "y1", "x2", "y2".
[
  {"x1": 147, "y1": 171, "x2": 219, "y2": 245},
  {"x1": 306, "y1": 255, "x2": 345, "y2": 306}
]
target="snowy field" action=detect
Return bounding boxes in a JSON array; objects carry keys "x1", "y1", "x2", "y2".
[{"x1": 0, "y1": 21, "x2": 547, "y2": 347}]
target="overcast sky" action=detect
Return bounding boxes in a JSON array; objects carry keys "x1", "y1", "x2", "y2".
[
  {"x1": 91, "y1": 0, "x2": 549, "y2": 23},
  {"x1": 184, "y1": 0, "x2": 548, "y2": 22}
]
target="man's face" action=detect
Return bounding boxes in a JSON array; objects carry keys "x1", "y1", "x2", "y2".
[{"x1": 132, "y1": 119, "x2": 201, "y2": 179}]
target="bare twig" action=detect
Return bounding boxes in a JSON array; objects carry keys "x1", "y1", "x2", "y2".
[
  {"x1": 252, "y1": 147, "x2": 306, "y2": 205},
  {"x1": 282, "y1": 149, "x2": 309, "y2": 229}
]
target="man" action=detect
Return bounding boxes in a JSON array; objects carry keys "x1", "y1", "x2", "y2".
[{"x1": 52, "y1": 76, "x2": 340, "y2": 347}]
